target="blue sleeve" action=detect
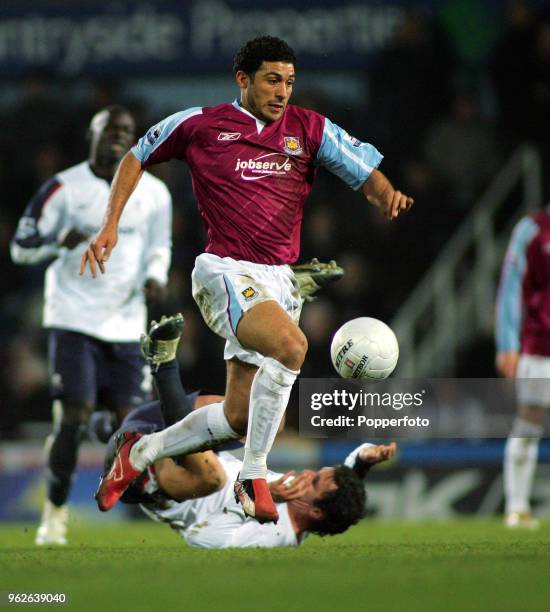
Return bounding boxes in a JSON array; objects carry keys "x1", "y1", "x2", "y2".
[
  {"x1": 315, "y1": 118, "x2": 383, "y2": 191},
  {"x1": 131, "y1": 107, "x2": 203, "y2": 166},
  {"x1": 495, "y1": 217, "x2": 538, "y2": 352},
  {"x1": 10, "y1": 177, "x2": 64, "y2": 265}
]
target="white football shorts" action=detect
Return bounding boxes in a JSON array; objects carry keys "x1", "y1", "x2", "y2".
[
  {"x1": 191, "y1": 253, "x2": 302, "y2": 367},
  {"x1": 516, "y1": 354, "x2": 550, "y2": 408}
]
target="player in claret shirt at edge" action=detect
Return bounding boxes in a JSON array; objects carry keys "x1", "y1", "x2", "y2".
[{"x1": 81, "y1": 35, "x2": 413, "y2": 524}]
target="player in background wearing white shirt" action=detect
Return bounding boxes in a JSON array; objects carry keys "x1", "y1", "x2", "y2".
[
  {"x1": 101, "y1": 315, "x2": 394, "y2": 547},
  {"x1": 81, "y1": 36, "x2": 413, "y2": 524},
  {"x1": 10, "y1": 106, "x2": 172, "y2": 545}
]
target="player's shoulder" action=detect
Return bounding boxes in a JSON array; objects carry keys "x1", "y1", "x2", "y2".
[
  {"x1": 286, "y1": 104, "x2": 325, "y2": 127},
  {"x1": 191, "y1": 102, "x2": 242, "y2": 128},
  {"x1": 520, "y1": 212, "x2": 544, "y2": 236},
  {"x1": 528, "y1": 206, "x2": 550, "y2": 227},
  {"x1": 152, "y1": 107, "x2": 204, "y2": 137},
  {"x1": 284, "y1": 105, "x2": 326, "y2": 144},
  {"x1": 287, "y1": 103, "x2": 325, "y2": 121},
  {"x1": 202, "y1": 102, "x2": 237, "y2": 118},
  {"x1": 511, "y1": 214, "x2": 541, "y2": 245},
  {"x1": 164, "y1": 106, "x2": 204, "y2": 122},
  {"x1": 54, "y1": 161, "x2": 92, "y2": 185},
  {"x1": 164, "y1": 103, "x2": 235, "y2": 121},
  {"x1": 165, "y1": 103, "x2": 240, "y2": 139}
]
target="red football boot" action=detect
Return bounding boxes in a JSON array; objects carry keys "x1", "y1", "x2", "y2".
[
  {"x1": 234, "y1": 475, "x2": 279, "y2": 524},
  {"x1": 95, "y1": 431, "x2": 143, "y2": 512}
]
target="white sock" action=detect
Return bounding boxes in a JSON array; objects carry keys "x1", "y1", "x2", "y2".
[
  {"x1": 504, "y1": 418, "x2": 543, "y2": 514},
  {"x1": 240, "y1": 357, "x2": 298, "y2": 480},
  {"x1": 129, "y1": 402, "x2": 239, "y2": 471}
]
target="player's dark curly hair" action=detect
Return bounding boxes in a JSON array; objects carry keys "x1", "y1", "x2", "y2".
[
  {"x1": 309, "y1": 465, "x2": 367, "y2": 537},
  {"x1": 233, "y1": 36, "x2": 296, "y2": 76}
]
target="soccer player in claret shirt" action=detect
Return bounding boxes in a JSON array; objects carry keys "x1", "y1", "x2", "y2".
[
  {"x1": 81, "y1": 36, "x2": 413, "y2": 523},
  {"x1": 496, "y1": 207, "x2": 550, "y2": 529}
]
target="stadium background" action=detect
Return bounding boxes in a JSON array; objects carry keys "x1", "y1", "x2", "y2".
[{"x1": 1, "y1": 0, "x2": 550, "y2": 525}]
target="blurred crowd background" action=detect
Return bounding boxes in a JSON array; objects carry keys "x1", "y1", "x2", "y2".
[{"x1": 1, "y1": 0, "x2": 549, "y2": 438}]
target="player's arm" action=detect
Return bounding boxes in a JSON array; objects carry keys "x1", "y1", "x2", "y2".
[
  {"x1": 79, "y1": 152, "x2": 143, "y2": 278},
  {"x1": 80, "y1": 107, "x2": 201, "y2": 278},
  {"x1": 143, "y1": 183, "x2": 173, "y2": 307},
  {"x1": 362, "y1": 168, "x2": 413, "y2": 220},
  {"x1": 268, "y1": 442, "x2": 396, "y2": 503},
  {"x1": 315, "y1": 117, "x2": 413, "y2": 220},
  {"x1": 495, "y1": 217, "x2": 537, "y2": 378},
  {"x1": 153, "y1": 451, "x2": 226, "y2": 502},
  {"x1": 10, "y1": 178, "x2": 72, "y2": 265},
  {"x1": 344, "y1": 442, "x2": 396, "y2": 478}
]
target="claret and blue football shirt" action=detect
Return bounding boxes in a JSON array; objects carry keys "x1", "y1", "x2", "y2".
[{"x1": 132, "y1": 101, "x2": 383, "y2": 265}]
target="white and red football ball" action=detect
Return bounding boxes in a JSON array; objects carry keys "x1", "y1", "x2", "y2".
[{"x1": 330, "y1": 317, "x2": 399, "y2": 381}]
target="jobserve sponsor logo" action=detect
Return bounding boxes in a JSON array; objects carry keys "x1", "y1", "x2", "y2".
[{"x1": 234, "y1": 153, "x2": 292, "y2": 181}]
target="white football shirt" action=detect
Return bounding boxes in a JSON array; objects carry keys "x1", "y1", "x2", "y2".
[
  {"x1": 141, "y1": 452, "x2": 301, "y2": 549},
  {"x1": 11, "y1": 162, "x2": 172, "y2": 342}
]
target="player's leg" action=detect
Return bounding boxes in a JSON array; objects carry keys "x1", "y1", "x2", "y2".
[
  {"x1": 232, "y1": 299, "x2": 306, "y2": 477},
  {"x1": 194, "y1": 394, "x2": 227, "y2": 409},
  {"x1": 95, "y1": 314, "x2": 239, "y2": 511},
  {"x1": 196, "y1": 257, "x2": 304, "y2": 521},
  {"x1": 504, "y1": 355, "x2": 548, "y2": 528},
  {"x1": 290, "y1": 258, "x2": 344, "y2": 303},
  {"x1": 222, "y1": 358, "x2": 257, "y2": 432},
  {"x1": 46, "y1": 398, "x2": 95, "y2": 499},
  {"x1": 225, "y1": 355, "x2": 295, "y2": 522},
  {"x1": 125, "y1": 293, "x2": 258, "y2": 470},
  {"x1": 91, "y1": 315, "x2": 191, "y2": 443},
  {"x1": 97, "y1": 402, "x2": 232, "y2": 511},
  {"x1": 141, "y1": 314, "x2": 196, "y2": 426},
  {"x1": 97, "y1": 258, "x2": 302, "y2": 515},
  {"x1": 93, "y1": 336, "x2": 153, "y2": 514},
  {"x1": 130, "y1": 315, "x2": 241, "y2": 460},
  {"x1": 37, "y1": 330, "x2": 97, "y2": 545},
  {"x1": 104, "y1": 335, "x2": 152, "y2": 425},
  {"x1": 504, "y1": 404, "x2": 544, "y2": 528},
  {"x1": 100, "y1": 394, "x2": 230, "y2": 508},
  {"x1": 153, "y1": 451, "x2": 227, "y2": 501},
  {"x1": 204, "y1": 283, "x2": 302, "y2": 521}
]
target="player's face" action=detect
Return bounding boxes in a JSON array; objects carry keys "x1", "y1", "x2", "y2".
[
  {"x1": 298, "y1": 467, "x2": 338, "y2": 505},
  {"x1": 89, "y1": 111, "x2": 135, "y2": 166},
  {"x1": 237, "y1": 61, "x2": 295, "y2": 123}
]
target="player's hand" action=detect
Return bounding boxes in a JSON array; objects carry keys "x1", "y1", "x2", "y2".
[
  {"x1": 79, "y1": 223, "x2": 118, "y2": 278},
  {"x1": 363, "y1": 170, "x2": 413, "y2": 219},
  {"x1": 359, "y1": 442, "x2": 396, "y2": 465},
  {"x1": 144, "y1": 278, "x2": 167, "y2": 307},
  {"x1": 269, "y1": 471, "x2": 312, "y2": 502},
  {"x1": 496, "y1": 351, "x2": 519, "y2": 378},
  {"x1": 58, "y1": 228, "x2": 89, "y2": 250},
  {"x1": 382, "y1": 191, "x2": 414, "y2": 220}
]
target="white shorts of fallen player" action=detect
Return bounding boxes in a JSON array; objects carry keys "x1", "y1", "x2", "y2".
[
  {"x1": 516, "y1": 354, "x2": 550, "y2": 408},
  {"x1": 191, "y1": 253, "x2": 302, "y2": 367}
]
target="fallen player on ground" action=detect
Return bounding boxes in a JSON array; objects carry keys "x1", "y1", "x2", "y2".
[{"x1": 99, "y1": 314, "x2": 395, "y2": 547}]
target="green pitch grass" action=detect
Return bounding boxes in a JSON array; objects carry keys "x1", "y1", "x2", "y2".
[{"x1": 1, "y1": 519, "x2": 549, "y2": 611}]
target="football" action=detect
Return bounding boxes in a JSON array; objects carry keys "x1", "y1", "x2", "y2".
[{"x1": 330, "y1": 317, "x2": 399, "y2": 381}]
